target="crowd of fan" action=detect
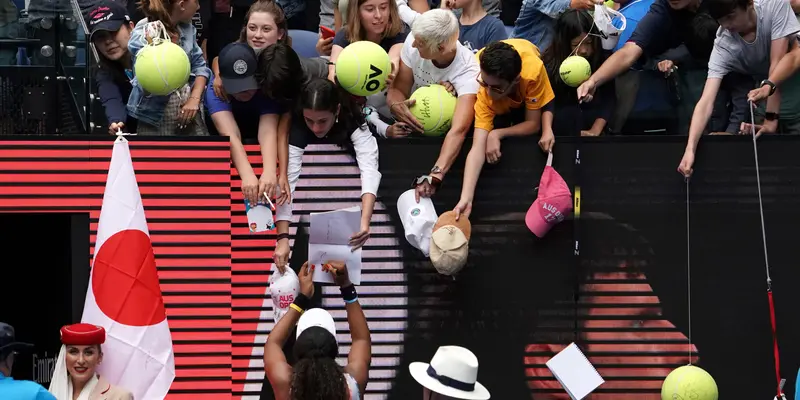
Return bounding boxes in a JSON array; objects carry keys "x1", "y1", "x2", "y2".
[{"x1": 3, "y1": 0, "x2": 800, "y2": 398}]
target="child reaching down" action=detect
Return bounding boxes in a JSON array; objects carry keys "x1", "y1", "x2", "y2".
[{"x1": 127, "y1": 0, "x2": 210, "y2": 135}]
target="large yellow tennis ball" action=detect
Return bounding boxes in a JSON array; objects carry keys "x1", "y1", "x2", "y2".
[
  {"x1": 559, "y1": 55, "x2": 592, "y2": 87},
  {"x1": 661, "y1": 365, "x2": 718, "y2": 400},
  {"x1": 335, "y1": 41, "x2": 392, "y2": 96},
  {"x1": 134, "y1": 40, "x2": 191, "y2": 96},
  {"x1": 409, "y1": 84, "x2": 457, "y2": 136}
]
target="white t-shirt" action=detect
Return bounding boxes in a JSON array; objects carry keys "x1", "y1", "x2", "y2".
[
  {"x1": 400, "y1": 32, "x2": 481, "y2": 97},
  {"x1": 708, "y1": 0, "x2": 800, "y2": 79}
]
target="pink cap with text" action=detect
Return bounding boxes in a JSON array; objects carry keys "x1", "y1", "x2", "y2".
[{"x1": 526, "y1": 153, "x2": 572, "y2": 238}]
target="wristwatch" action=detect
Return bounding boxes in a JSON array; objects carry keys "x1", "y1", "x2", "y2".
[
  {"x1": 760, "y1": 79, "x2": 777, "y2": 96},
  {"x1": 765, "y1": 112, "x2": 780, "y2": 121},
  {"x1": 430, "y1": 165, "x2": 442, "y2": 175}
]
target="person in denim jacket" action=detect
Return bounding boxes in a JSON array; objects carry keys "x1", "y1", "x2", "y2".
[
  {"x1": 127, "y1": 0, "x2": 211, "y2": 135},
  {"x1": 510, "y1": 0, "x2": 602, "y2": 50}
]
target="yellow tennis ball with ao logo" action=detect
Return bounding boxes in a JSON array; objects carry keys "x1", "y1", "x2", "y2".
[
  {"x1": 335, "y1": 41, "x2": 392, "y2": 96},
  {"x1": 559, "y1": 55, "x2": 592, "y2": 88},
  {"x1": 134, "y1": 40, "x2": 191, "y2": 96},
  {"x1": 409, "y1": 84, "x2": 457, "y2": 136}
]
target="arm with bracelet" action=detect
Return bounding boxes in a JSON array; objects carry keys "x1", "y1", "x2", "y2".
[
  {"x1": 263, "y1": 262, "x2": 316, "y2": 400},
  {"x1": 326, "y1": 261, "x2": 372, "y2": 394}
]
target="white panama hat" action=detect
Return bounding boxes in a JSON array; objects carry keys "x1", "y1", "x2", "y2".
[{"x1": 409, "y1": 346, "x2": 490, "y2": 400}]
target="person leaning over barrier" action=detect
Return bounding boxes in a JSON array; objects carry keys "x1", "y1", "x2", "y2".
[
  {"x1": 386, "y1": 9, "x2": 480, "y2": 203},
  {"x1": 453, "y1": 40, "x2": 554, "y2": 220},
  {"x1": 273, "y1": 78, "x2": 381, "y2": 271},
  {"x1": 264, "y1": 261, "x2": 371, "y2": 400},
  {"x1": 575, "y1": 0, "x2": 752, "y2": 135},
  {"x1": 206, "y1": 42, "x2": 287, "y2": 206},
  {"x1": 0, "y1": 323, "x2": 56, "y2": 400},
  {"x1": 678, "y1": 0, "x2": 800, "y2": 178},
  {"x1": 85, "y1": 0, "x2": 137, "y2": 135}
]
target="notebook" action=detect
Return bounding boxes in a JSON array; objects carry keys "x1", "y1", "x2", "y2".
[{"x1": 545, "y1": 343, "x2": 604, "y2": 400}]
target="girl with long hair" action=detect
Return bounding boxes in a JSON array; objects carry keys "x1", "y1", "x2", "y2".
[
  {"x1": 320, "y1": 0, "x2": 405, "y2": 86},
  {"x1": 541, "y1": 9, "x2": 615, "y2": 137},
  {"x1": 271, "y1": 78, "x2": 381, "y2": 273},
  {"x1": 211, "y1": 0, "x2": 290, "y2": 100},
  {"x1": 126, "y1": 0, "x2": 210, "y2": 135},
  {"x1": 264, "y1": 261, "x2": 371, "y2": 400}
]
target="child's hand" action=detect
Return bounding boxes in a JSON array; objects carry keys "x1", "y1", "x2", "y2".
[{"x1": 179, "y1": 97, "x2": 200, "y2": 128}]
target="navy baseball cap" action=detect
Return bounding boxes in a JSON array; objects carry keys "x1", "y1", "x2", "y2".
[
  {"x1": 85, "y1": 1, "x2": 131, "y2": 42},
  {"x1": 0, "y1": 322, "x2": 33, "y2": 354},
  {"x1": 218, "y1": 42, "x2": 259, "y2": 94}
]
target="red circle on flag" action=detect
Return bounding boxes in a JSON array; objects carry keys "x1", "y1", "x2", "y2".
[{"x1": 92, "y1": 229, "x2": 166, "y2": 326}]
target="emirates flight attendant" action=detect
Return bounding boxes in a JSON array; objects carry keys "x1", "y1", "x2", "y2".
[{"x1": 48, "y1": 324, "x2": 133, "y2": 400}]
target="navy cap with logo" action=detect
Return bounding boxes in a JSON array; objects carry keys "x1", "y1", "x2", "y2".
[
  {"x1": 85, "y1": 0, "x2": 131, "y2": 42},
  {"x1": 0, "y1": 322, "x2": 33, "y2": 354},
  {"x1": 218, "y1": 42, "x2": 259, "y2": 95}
]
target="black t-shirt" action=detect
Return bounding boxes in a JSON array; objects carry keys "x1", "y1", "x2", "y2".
[
  {"x1": 332, "y1": 27, "x2": 408, "y2": 52},
  {"x1": 627, "y1": 0, "x2": 717, "y2": 61},
  {"x1": 545, "y1": 54, "x2": 615, "y2": 135}
]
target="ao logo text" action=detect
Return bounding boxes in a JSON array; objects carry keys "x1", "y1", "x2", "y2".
[
  {"x1": 542, "y1": 202, "x2": 564, "y2": 223},
  {"x1": 364, "y1": 64, "x2": 384, "y2": 92},
  {"x1": 278, "y1": 294, "x2": 295, "y2": 308}
]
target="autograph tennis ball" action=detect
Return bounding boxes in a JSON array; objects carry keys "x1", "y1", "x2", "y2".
[
  {"x1": 661, "y1": 365, "x2": 719, "y2": 400},
  {"x1": 559, "y1": 56, "x2": 592, "y2": 87},
  {"x1": 409, "y1": 84, "x2": 457, "y2": 136}
]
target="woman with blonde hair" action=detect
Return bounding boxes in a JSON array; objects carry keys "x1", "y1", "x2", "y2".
[{"x1": 48, "y1": 324, "x2": 132, "y2": 400}]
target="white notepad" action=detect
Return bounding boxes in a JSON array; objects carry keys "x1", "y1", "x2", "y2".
[{"x1": 545, "y1": 343, "x2": 604, "y2": 400}]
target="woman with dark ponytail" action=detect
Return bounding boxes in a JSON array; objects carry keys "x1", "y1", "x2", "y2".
[
  {"x1": 270, "y1": 78, "x2": 382, "y2": 272},
  {"x1": 264, "y1": 261, "x2": 371, "y2": 400}
]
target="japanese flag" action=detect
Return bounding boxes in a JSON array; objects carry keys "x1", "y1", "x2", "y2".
[{"x1": 82, "y1": 136, "x2": 175, "y2": 399}]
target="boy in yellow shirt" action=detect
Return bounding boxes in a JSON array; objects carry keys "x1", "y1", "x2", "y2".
[{"x1": 453, "y1": 39, "x2": 555, "y2": 219}]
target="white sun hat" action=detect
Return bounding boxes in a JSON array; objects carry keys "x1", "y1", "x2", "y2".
[{"x1": 409, "y1": 346, "x2": 490, "y2": 399}]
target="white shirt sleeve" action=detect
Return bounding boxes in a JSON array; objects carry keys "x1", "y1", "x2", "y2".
[
  {"x1": 450, "y1": 46, "x2": 481, "y2": 96},
  {"x1": 767, "y1": 0, "x2": 800, "y2": 40},
  {"x1": 395, "y1": 0, "x2": 421, "y2": 26},
  {"x1": 364, "y1": 106, "x2": 390, "y2": 138},
  {"x1": 400, "y1": 33, "x2": 416, "y2": 68},
  {"x1": 275, "y1": 144, "x2": 305, "y2": 222},
  {"x1": 351, "y1": 125, "x2": 382, "y2": 196}
]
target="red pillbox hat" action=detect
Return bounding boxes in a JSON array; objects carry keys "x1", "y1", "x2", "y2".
[{"x1": 60, "y1": 323, "x2": 106, "y2": 346}]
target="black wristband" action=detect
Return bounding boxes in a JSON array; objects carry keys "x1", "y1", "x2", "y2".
[
  {"x1": 340, "y1": 284, "x2": 357, "y2": 302},
  {"x1": 276, "y1": 233, "x2": 290, "y2": 241},
  {"x1": 292, "y1": 293, "x2": 311, "y2": 311}
]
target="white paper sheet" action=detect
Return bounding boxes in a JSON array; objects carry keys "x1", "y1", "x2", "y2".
[
  {"x1": 309, "y1": 206, "x2": 362, "y2": 245},
  {"x1": 308, "y1": 207, "x2": 363, "y2": 285},
  {"x1": 545, "y1": 343, "x2": 604, "y2": 400}
]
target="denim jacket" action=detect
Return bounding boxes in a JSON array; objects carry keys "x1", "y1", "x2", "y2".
[
  {"x1": 510, "y1": 0, "x2": 571, "y2": 51},
  {"x1": 126, "y1": 18, "x2": 211, "y2": 126}
]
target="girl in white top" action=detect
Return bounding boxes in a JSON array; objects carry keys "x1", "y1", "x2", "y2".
[{"x1": 272, "y1": 78, "x2": 382, "y2": 272}]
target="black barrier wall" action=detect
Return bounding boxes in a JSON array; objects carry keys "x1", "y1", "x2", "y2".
[{"x1": 374, "y1": 136, "x2": 800, "y2": 400}]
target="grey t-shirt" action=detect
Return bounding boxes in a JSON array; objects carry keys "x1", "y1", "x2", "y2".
[
  {"x1": 320, "y1": 0, "x2": 335, "y2": 30},
  {"x1": 708, "y1": 0, "x2": 800, "y2": 79}
]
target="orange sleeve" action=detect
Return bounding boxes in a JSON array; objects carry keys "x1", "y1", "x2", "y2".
[
  {"x1": 524, "y1": 62, "x2": 556, "y2": 110},
  {"x1": 473, "y1": 89, "x2": 496, "y2": 131}
]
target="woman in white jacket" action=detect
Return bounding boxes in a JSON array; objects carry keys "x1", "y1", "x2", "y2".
[{"x1": 272, "y1": 78, "x2": 382, "y2": 272}]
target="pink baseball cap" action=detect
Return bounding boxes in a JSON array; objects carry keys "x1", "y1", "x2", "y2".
[{"x1": 526, "y1": 152, "x2": 572, "y2": 238}]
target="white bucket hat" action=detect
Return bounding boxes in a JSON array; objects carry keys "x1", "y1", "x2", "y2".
[{"x1": 409, "y1": 346, "x2": 490, "y2": 399}]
